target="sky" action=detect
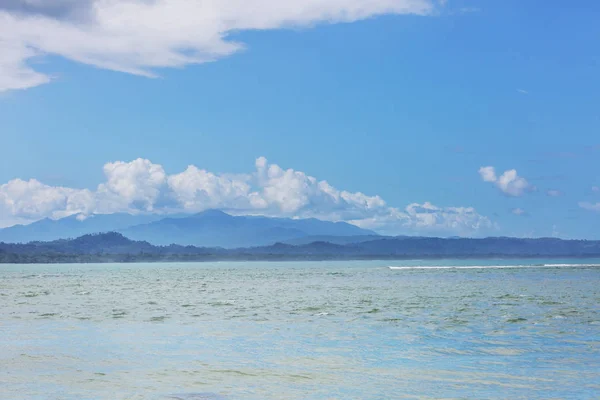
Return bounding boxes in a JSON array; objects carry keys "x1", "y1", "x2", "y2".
[{"x1": 0, "y1": 0, "x2": 599, "y2": 238}]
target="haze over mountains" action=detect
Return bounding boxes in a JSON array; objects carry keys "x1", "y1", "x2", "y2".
[
  {"x1": 3, "y1": 209, "x2": 600, "y2": 263},
  {"x1": 4, "y1": 209, "x2": 600, "y2": 264},
  {"x1": 2, "y1": 232, "x2": 600, "y2": 264},
  {"x1": 0, "y1": 210, "x2": 376, "y2": 248},
  {"x1": 0, "y1": 213, "x2": 164, "y2": 244}
]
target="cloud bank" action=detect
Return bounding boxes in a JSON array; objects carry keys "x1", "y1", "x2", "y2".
[
  {"x1": 0, "y1": 157, "x2": 493, "y2": 235},
  {"x1": 0, "y1": 0, "x2": 437, "y2": 91},
  {"x1": 479, "y1": 166, "x2": 532, "y2": 197}
]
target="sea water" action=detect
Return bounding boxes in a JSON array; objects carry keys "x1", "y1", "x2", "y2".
[{"x1": 1, "y1": 259, "x2": 599, "y2": 399}]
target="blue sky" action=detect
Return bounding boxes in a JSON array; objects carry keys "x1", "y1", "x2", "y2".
[{"x1": 1, "y1": 0, "x2": 599, "y2": 238}]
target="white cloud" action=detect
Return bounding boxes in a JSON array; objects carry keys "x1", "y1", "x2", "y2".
[
  {"x1": 252, "y1": 156, "x2": 388, "y2": 220},
  {"x1": 96, "y1": 158, "x2": 167, "y2": 212},
  {"x1": 458, "y1": 7, "x2": 479, "y2": 14},
  {"x1": 0, "y1": 157, "x2": 493, "y2": 236},
  {"x1": 167, "y1": 166, "x2": 252, "y2": 211},
  {"x1": 579, "y1": 202, "x2": 600, "y2": 212},
  {"x1": 348, "y1": 202, "x2": 493, "y2": 236},
  {"x1": 479, "y1": 166, "x2": 532, "y2": 197},
  {"x1": 546, "y1": 189, "x2": 562, "y2": 197},
  {"x1": 578, "y1": 187, "x2": 600, "y2": 212},
  {"x1": 511, "y1": 208, "x2": 526, "y2": 216},
  {"x1": 478, "y1": 166, "x2": 497, "y2": 182},
  {"x1": 0, "y1": 41, "x2": 51, "y2": 91},
  {"x1": 0, "y1": 178, "x2": 95, "y2": 221},
  {"x1": 0, "y1": 0, "x2": 437, "y2": 91}
]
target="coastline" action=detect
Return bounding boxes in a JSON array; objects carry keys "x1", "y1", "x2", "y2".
[{"x1": 4, "y1": 253, "x2": 600, "y2": 264}]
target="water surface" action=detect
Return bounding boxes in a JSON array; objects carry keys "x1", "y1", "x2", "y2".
[{"x1": 1, "y1": 259, "x2": 599, "y2": 399}]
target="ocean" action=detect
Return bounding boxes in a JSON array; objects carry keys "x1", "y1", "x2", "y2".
[{"x1": 1, "y1": 259, "x2": 599, "y2": 399}]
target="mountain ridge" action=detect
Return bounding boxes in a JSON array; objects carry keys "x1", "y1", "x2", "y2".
[
  {"x1": 0, "y1": 210, "x2": 376, "y2": 248},
  {"x1": 118, "y1": 210, "x2": 375, "y2": 247},
  {"x1": 0, "y1": 213, "x2": 166, "y2": 244},
  {"x1": 3, "y1": 232, "x2": 600, "y2": 263}
]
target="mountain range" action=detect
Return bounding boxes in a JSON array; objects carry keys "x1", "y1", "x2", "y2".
[
  {"x1": 2, "y1": 232, "x2": 600, "y2": 264},
  {"x1": 0, "y1": 213, "x2": 163, "y2": 244},
  {"x1": 0, "y1": 210, "x2": 376, "y2": 248}
]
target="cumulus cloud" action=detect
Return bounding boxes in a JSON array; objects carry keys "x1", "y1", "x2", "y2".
[
  {"x1": 479, "y1": 166, "x2": 532, "y2": 197},
  {"x1": 478, "y1": 166, "x2": 497, "y2": 183},
  {"x1": 96, "y1": 158, "x2": 167, "y2": 212},
  {"x1": 0, "y1": 0, "x2": 437, "y2": 91},
  {"x1": 252, "y1": 156, "x2": 388, "y2": 221},
  {"x1": 167, "y1": 166, "x2": 252, "y2": 211},
  {"x1": 0, "y1": 178, "x2": 95, "y2": 223},
  {"x1": 0, "y1": 157, "x2": 494, "y2": 235}
]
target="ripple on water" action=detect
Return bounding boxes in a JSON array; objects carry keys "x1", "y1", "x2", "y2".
[
  {"x1": 1, "y1": 261, "x2": 599, "y2": 399},
  {"x1": 149, "y1": 316, "x2": 169, "y2": 322},
  {"x1": 162, "y1": 393, "x2": 227, "y2": 400},
  {"x1": 208, "y1": 301, "x2": 235, "y2": 307},
  {"x1": 111, "y1": 309, "x2": 127, "y2": 318},
  {"x1": 22, "y1": 291, "x2": 50, "y2": 298},
  {"x1": 38, "y1": 312, "x2": 58, "y2": 318}
]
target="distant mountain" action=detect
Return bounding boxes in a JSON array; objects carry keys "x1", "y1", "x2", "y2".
[
  {"x1": 0, "y1": 210, "x2": 376, "y2": 248},
  {"x1": 0, "y1": 232, "x2": 222, "y2": 263},
  {"x1": 282, "y1": 235, "x2": 384, "y2": 246},
  {"x1": 119, "y1": 210, "x2": 376, "y2": 247},
  {"x1": 2, "y1": 232, "x2": 600, "y2": 264},
  {"x1": 320, "y1": 236, "x2": 600, "y2": 257},
  {"x1": 0, "y1": 213, "x2": 165, "y2": 244}
]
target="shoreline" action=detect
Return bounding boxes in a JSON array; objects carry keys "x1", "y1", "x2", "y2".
[{"x1": 3, "y1": 254, "x2": 600, "y2": 264}]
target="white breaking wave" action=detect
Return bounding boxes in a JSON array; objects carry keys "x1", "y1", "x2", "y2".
[
  {"x1": 388, "y1": 264, "x2": 600, "y2": 270},
  {"x1": 542, "y1": 263, "x2": 600, "y2": 267}
]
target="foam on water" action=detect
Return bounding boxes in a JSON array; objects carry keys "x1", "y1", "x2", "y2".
[
  {"x1": 389, "y1": 263, "x2": 600, "y2": 270},
  {"x1": 543, "y1": 263, "x2": 600, "y2": 267}
]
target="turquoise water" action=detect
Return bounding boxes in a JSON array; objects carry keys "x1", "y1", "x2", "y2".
[{"x1": 1, "y1": 259, "x2": 600, "y2": 399}]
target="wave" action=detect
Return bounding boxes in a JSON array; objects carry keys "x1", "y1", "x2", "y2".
[
  {"x1": 389, "y1": 264, "x2": 600, "y2": 270},
  {"x1": 542, "y1": 263, "x2": 600, "y2": 267}
]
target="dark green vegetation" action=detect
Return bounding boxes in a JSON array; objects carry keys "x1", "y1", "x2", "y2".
[{"x1": 2, "y1": 232, "x2": 600, "y2": 263}]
